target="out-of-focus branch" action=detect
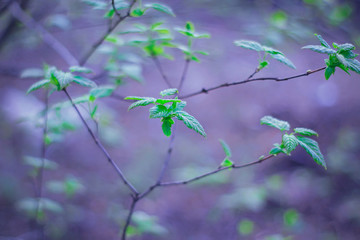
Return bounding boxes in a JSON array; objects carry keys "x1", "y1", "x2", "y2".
[
  {"x1": 178, "y1": 59, "x2": 190, "y2": 92},
  {"x1": 152, "y1": 56, "x2": 172, "y2": 88},
  {"x1": 9, "y1": 2, "x2": 78, "y2": 66},
  {"x1": 180, "y1": 67, "x2": 326, "y2": 99}
]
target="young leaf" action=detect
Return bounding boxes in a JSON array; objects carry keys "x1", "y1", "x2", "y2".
[
  {"x1": 176, "y1": 111, "x2": 206, "y2": 137},
  {"x1": 124, "y1": 96, "x2": 145, "y2": 101},
  {"x1": 346, "y1": 58, "x2": 360, "y2": 74},
  {"x1": 53, "y1": 71, "x2": 73, "y2": 90},
  {"x1": 269, "y1": 143, "x2": 286, "y2": 155},
  {"x1": 21, "y1": 68, "x2": 44, "y2": 78},
  {"x1": 302, "y1": 45, "x2": 336, "y2": 54},
  {"x1": 186, "y1": 21, "x2": 195, "y2": 32},
  {"x1": 221, "y1": 157, "x2": 233, "y2": 167},
  {"x1": 72, "y1": 76, "x2": 97, "y2": 88},
  {"x1": 149, "y1": 105, "x2": 170, "y2": 118},
  {"x1": 334, "y1": 43, "x2": 355, "y2": 52},
  {"x1": 131, "y1": 8, "x2": 145, "y2": 17},
  {"x1": 69, "y1": 66, "x2": 93, "y2": 74},
  {"x1": 90, "y1": 86, "x2": 115, "y2": 99},
  {"x1": 269, "y1": 53, "x2": 296, "y2": 69},
  {"x1": 282, "y1": 134, "x2": 298, "y2": 154},
  {"x1": 155, "y1": 99, "x2": 181, "y2": 104},
  {"x1": 23, "y1": 156, "x2": 58, "y2": 170},
  {"x1": 145, "y1": 3, "x2": 175, "y2": 16},
  {"x1": 314, "y1": 34, "x2": 331, "y2": 49},
  {"x1": 294, "y1": 128, "x2": 318, "y2": 137},
  {"x1": 128, "y1": 97, "x2": 156, "y2": 110},
  {"x1": 234, "y1": 40, "x2": 263, "y2": 52},
  {"x1": 26, "y1": 79, "x2": 50, "y2": 94},
  {"x1": 219, "y1": 139, "x2": 232, "y2": 157},
  {"x1": 262, "y1": 46, "x2": 283, "y2": 55},
  {"x1": 260, "y1": 116, "x2": 290, "y2": 131},
  {"x1": 160, "y1": 88, "x2": 178, "y2": 97},
  {"x1": 296, "y1": 136, "x2": 326, "y2": 169},
  {"x1": 161, "y1": 117, "x2": 174, "y2": 137},
  {"x1": 324, "y1": 66, "x2": 335, "y2": 80}
]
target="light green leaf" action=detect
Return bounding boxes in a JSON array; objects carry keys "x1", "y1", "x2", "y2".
[
  {"x1": 325, "y1": 66, "x2": 335, "y2": 80},
  {"x1": 122, "y1": 64, "x2": 143, "y2": 82},
  {"x1": 72, "y1": 76, "x2": 97, "y2": 88},
  {"x1": 314, "y1": 34, "x2": 331, "y2": 49},
  {"x1": 128, "y1": 97, "x2": 156, "y2": 110},
  {"x1": 296, "y1": 136, "x2": 326, "y2": 169},
  {"x1": 176, "y1": 111, "x2": 206, "y2": 137},
  {"x1": 346, "y1": 58, "x2": 360, "y2": 74},
  {"x1": 221, "y1": 157, "x2": 233, "y2": 167},
  {"x1": 131, "y1": 8, "x2": 145, "y2": 17},
  {"x1": 145, "y1": 3, "x2": 175, "y2": 16},
  {"x1": 90, "y1": 86, "x2": 115, "y2": 99},
  {"x1": 21, "y1": 68, "x2": 44, "y2": 78},
  {"x1": 334, "y1": 43, "x2": 355, "y2": 52},
  {"x1": 81, "y1": 0, "x2": 107, "y2": 10},
  {"x1": 160, "y1": 88, "x2": 178, "y2": 97},
  {"x1": 219, "y1": 139, "x2": 232, "y2": 157},
  {"x1": 270, "y1": 53, "x2": 296, "y2": 69},
  {"x1": 155, "y1": 99, "x2": 181, "y2": 104},
  {"x1": 234, "y1": 40, "x2": 263, "y2": 52},
  {"x1": 238, "y1": 219, "x2": 254, "y2": 236},
  {"x1": 124, "y1": 96, "x2": 145, "y2": 101},
  {"x1": 53, "y1": 71, "x2": 73, "y2": 90},
  {"x1": 269, "y1": 144, "x2": 286, "y2": 155},
  {"x1": 262, "y1": 46, "x2": 283, "y2": 55},
  {"x1": 194, "y1": 50, "x2": 209, "y2": 56},
  {"x1": 302, "y1": 45, "x2": 336, "y2": 54},
  {"x1": 26, "y1": 79, "x2": 50, "y2": 94},
  {"x1": 185, "y1": 21, "x2": 195, "y2": 32},
  {"x1": 170, "y1": 101, "x2": 186, "y2": 112},
  {"x1": 260, "y1": 116, "x2": 290, "y2": 131},
  {"x1": 149, "y1": 105, "x2": 170, "y2": 118},
  {"x1": 151, "y1": 22, "x2": 163, "y2": 30},
  {"x1": 23, "y1": 156, "x2": 58, "y2": 170},
  {"x1": 282, "y1": 134, "x2": 298, "y2": 154},
  {"x1": 161, "y1": 117, "x2": 174, "y2": 137},
  {"x1": 69, "y1": 66, "x2": 93, "y2": 74},
  {"x1": 294, "y1": 128, "x2": 318, "y2": 137}
]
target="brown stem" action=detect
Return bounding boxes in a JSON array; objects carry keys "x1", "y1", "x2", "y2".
[
  {"x1": 180, "y1": 67, "x2": 326, "y2": 99},
  {"x1": 63, "y1": 88, "x2": 138, "y2": 195}
]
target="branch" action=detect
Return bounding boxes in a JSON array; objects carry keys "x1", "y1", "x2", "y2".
[
  {"x1": 79, "y1": 0, "x2": 137, "y2": 66},
  {"x1": 178, "y1": 59, "x2": 190, "y2": 92},
  {"x1": 9, "y1": 2, "x2": 78, "y2": 66},
  {"x1": 180, "y1": 67, "x2": 326, "y2": 99},
  {"x1": 121, "y1": 197, "x2": 139, "y2": 240},
  {"x1": 111, "y1": 0, "x2": 121, "y2": 17},
  {"x1": 152, "y1": 56, "x2": 172, "y2": 88},
  {"x1": 63, "y1": 88, "x2": 138, "y2": 195},
  {"x1": 159, "y1": 155, "x2": 275, "y2": 187}
]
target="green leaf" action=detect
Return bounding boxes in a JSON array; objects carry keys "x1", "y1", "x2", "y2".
[
  {"x1": 53, "y1": 70, "x2": 73, "y2": 90},
  {"x1": 221, "y1": 157, "x2": 233, "y2": 167},
  {"x1": 23, "y1": 156, "x2": 58, "y2": 170},
  {"x1": 314, "y1": 34, "x2": 331, "y2": 49},
  {"x1": 283, "y1": 209, "x2": 299, "y2": 227},
  {"x1": 21, "y1": 68, "x2": 44, "y2": 78},
  {"x1": 270, "y1": 53, "x2": 296, "y2": 69},
  {"x1": 238, "y1": 219, "x2": 254, "y2": 236},
  {"x1": 294, "y1": 128, "x2": 318, "y2": 137},
  {"x1": 151, "y1": 22, "x2": 163, "y2": 30},
  {"x1": 90, "y1": 86, "x2": 115, "y2": 99},
  {"x1": 296, "y1": 136, "x2": 326, "y2": 169},
  {"x1": 124, "y1": 96, "x2": 145, "y2": 101},
  {"x1": 72, "y1": 76, "x2": 97, "y2": 88},
  {"x1": 219, "y1": 139, "x2": 232, "y2": 157},
  {"x1": 161, "y1": 117, "x2": 174, "y2": 137},
  {"x1": 131, "y1": 8, "x2": 145, "y2": 17},
  {"x1": 194, "y1": 50, "x2": 209, "y2": 56},
  {"x1": 282, "y1": 134, "x2": 298, "y2": 154},
  {"x1": 121, "y1": 64, "x2": 143, "y2": 82},
  {"x1": 155, "y1": 99, "x2": 181, "y2": 104},
  {"x1": 269, "y1": 143, "x2": 286, "y2": 155},
  {"x1": 324, "y1": 66, "x2": 335, "y2": 80},
  {"x1": 69, "y1": 66, "x2": 93, "y2": 74},
  {"x1": 149, "y1": 105, "x2": 170, "y2": 118},
  {"x1": 259, "y1": 61, "x2": 269, "y2": 69},
  {"x1": 160, "y1": 88, "x2": 179, "y2": 97},
  {"x1": 185, "y1": 21, "x2": 195, "y2": 32},
  {"x1": 346, "y1": 58, "x2": 360, "y2": 74},
  {"x1": 145, "y1": 3, "x2": 175, "y2": 16},
  {"x1": 170, "y1": 101, "x2": 187, "y2": 112},
  {"x1": 26, "y1": 79, "x2": 50, "y2": 94},
  {"x1": 81, "y1": 0, "x2": 107, "y2": 10},
  {"x1": 334, "y1": 43, "x2": 355, "y2": 52},
  {"x1": 302, "y1": 45, "x2": 336, "y2": 54},
  {"x1": 260, "y1": 116, "x2": 290, "y2": 131},
  {"x1": 234, "y1": 40, "x2": 263, "y2": 52},
  {"x1": 262, "y1": 46, "x2": 283, "y2": 55},
  {"x1": 176, "y1": 111, "x2": 206, "y2": 137},
  {"x1": 128, "y1": 97, "x2": 156, "y2": 110}
]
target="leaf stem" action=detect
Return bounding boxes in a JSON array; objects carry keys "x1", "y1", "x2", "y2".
[{"x1": 63, "y1": 88, "x2": 138, "y2": 195}]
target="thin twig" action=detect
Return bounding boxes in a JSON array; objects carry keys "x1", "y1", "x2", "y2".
[
  {"x1": 159, "y1": 155, "x2": 274, "y2": 187},
  {"x1": 180, "y1": 67, "x2": 326, "y2": 99},
  {"x1": 178, "y1": 59, "x2": 190, "y2": 92},
  {"x1": 63, "y1": 88, "x2": 139, "y2": 195},
  {"x1": 80, "y1": 0, "x2": 137, "y2": 66},
  {"x1": 152, "y1": 56, "x2": 172, "y2": 88},
  {"x1": 9, "y1": 2, "x2": 78, "y2": 66},
  {"x1": 111, "y1": 0, "x2": 122, "y2": 17},
  {"x1": 157, "y1": 124, "x2": 176, "y2": 183},
  {"x1": 121, "y1": 197, "x2": 139, "y2": 240}
]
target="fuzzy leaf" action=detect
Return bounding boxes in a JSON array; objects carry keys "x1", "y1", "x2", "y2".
[
  {"x1": 334, "y1": 43, "x2": 355, "y2": 52},
  {"x1": 176, "y1": 111, "x2": 206, "y2": 137},
  {"x1": 26, "y1": 79, "x2": 50, "y2": 94},
  {"x1": 296, "y1": 136, "x2": 326, "y2": 169},
  {"x1": 69, "y1": 66, "x2": 93, "y2": 74},
  {"x1": 270, "y1": 53, "x2": 296, "y2": 69},
  {"x1": 260, "y1": 116, "x2": 290, "y2": 131},
  {"x1": 72, "y1": 76, "x2": 97, "y2": 88},
  {"x1": 53, "y1": 71, "x2": 73, "y2": 90},
  {"x1": 128, "y1": 97, "x2": 156, "y2": 110},
  {"x1": 23, "y1": 156, "x2": 58, "y2": 170},
  {"x1": 346, "y1": 58, "x2": 360, "y2": 74},
  {"x1": 145, "y1": 3, "x2": 175, "y2": 16},
  {"x1": 302, "y1": 45, "x2": 336, "y2": 54},
  {"x1": 161, "y1": 117, "x2": 174, "y2": 137},
  {"x1": 90, "y1": 86, "x2": 115, "y2": 99},
  {"x1": 219, "y1": 139, "x2": 232, "y2": 157},
  {"x1": 160, "y1": 88, "x2": 178, "y2": 97},
  {"x1": 282, "y1": 134, "x2": 298, "y2": 153},
  {"x1": 325, "y1": 66, "x2": 335, "y2": 80},
  {"x1": 294, "y1": 128, "x2": 318, "y2": 137},
  {"x1": 234, "y1": 40, "x2": 263, "y2": 52},
  {"x1": 269, "y1": 144, "x2": 286, "y2": 155},
  {"x1": 149, "y1": 105, "x2": 170, "y2": 118},
  {"x1": 262, "y1": 46, "x2": 283, "y2": 55},
  {"x1": 21, "y1": 68, "x2": 44, "y2": 78},
  {"x1": 314, "y1": 34, "x2": 331, "y2": 48}
]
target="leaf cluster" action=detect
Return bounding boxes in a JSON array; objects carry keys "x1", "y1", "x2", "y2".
[
  {"x1": 261, "y1": 116, "x2": 326, "y2": 169},
  {"x1": 302, "y1": 34, "x2": 360, "y2": 79},
  {"x1": 125, "y1": 88, "x2": 206, "y2": 137}
]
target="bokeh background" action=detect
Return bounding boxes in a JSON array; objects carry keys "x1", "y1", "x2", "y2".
[{"x1": 1, "y1": 0, "x2": 360, "y2": 239}]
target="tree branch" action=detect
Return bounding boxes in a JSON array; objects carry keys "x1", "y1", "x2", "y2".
[
  {"x1": 111, "y1": 0, "x2": 121, "y2": 17},
  {"x1": 159, "y1": 155, "x2": 274, "y2": 187},
  {"x1": 178, "y1": 59, "x2": 190, "y2": 92},
  {"x1": 179, "y1": 67, "x2": 326, "y2": 99},
  {"x1": 9, "y1": 2, "x2": 78, "y2": 66},
  {"x1": 152, "y1": 56, "x2": 172, "y2": 88},
  {"x1": 63, "y1": 88, "x2": 139, "y2": 195},
  {"x1": 121, "y1": 197, "x2": 139, "y2": 240},
  {"x1": 79, "y1": 0, "x2": 137, "y2": 66}
]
